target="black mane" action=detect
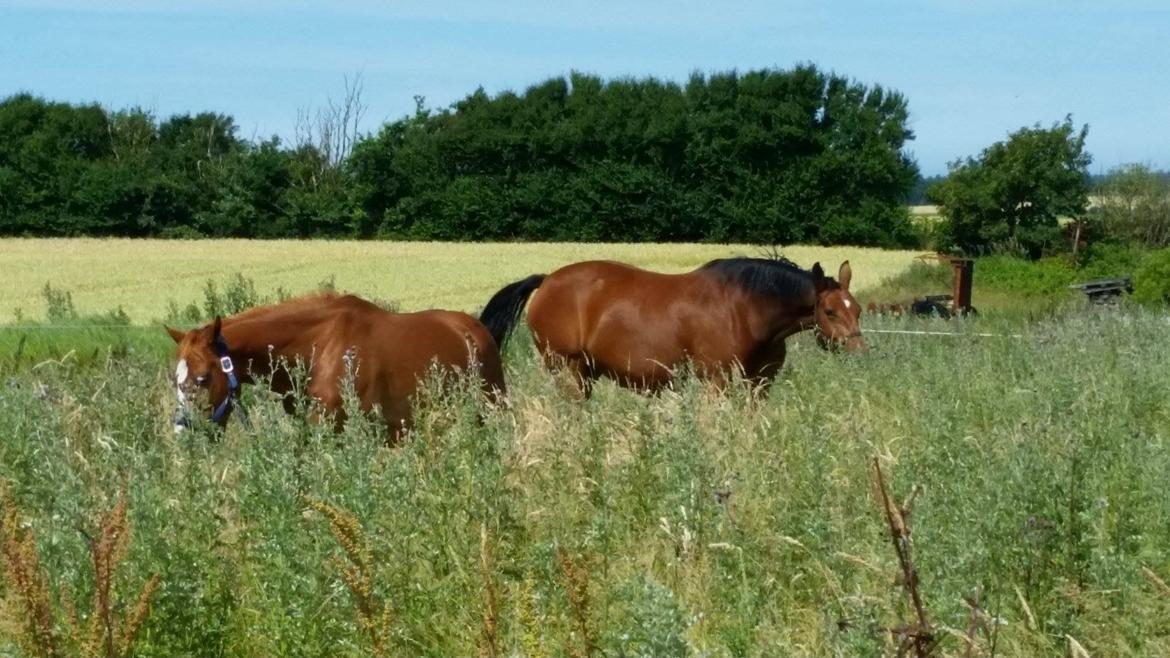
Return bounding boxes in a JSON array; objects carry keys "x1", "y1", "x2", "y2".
[{"x1": 701, "y1": 256, "x2": 825, "y2": 301}]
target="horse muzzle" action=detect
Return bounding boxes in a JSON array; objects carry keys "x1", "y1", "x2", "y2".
[
  {"x1": 173, "y1": 407, "x2": 192, "y2": 433},
  {"x1": 816, "y1": 331, "x2": 866, "y2": 353}
]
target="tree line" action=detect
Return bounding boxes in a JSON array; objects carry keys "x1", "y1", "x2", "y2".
[
  {"x1": 0, "y1": 65, "x2": 922, "y2": 246},
  {"x1": 4, "y1": 65, "x2": 1164, "y2": 257},
  {"x1": 0, "y1": 93, "x2": 359, "y2": 238}
]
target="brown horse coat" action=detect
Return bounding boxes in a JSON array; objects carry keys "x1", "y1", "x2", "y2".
[
  {"x1": 166, "y1": 293, "x2": 504, "y2": 438},
  {"x1": 480, "y1": 257, "x2": 862, "y2": 395}
]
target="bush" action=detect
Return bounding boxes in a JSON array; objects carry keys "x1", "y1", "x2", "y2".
[
  {"x1": 41, "y1": 283, "x2": 78, "y2": 322},
  {"x1": 1091, "y1": 163, "x2": 1170, "y2": 248},
  {"x1": 970, "y1": 255, "x2": 1077, "y2": 296},
  {"x1": 1132, "y1": 248, "x2": 1170, "y2": 306},
  {"x1": 1074, "y1": 242, "x2": 1144, "y2": 279},
  {"x1": 158, "y1": 225, "x2": 205, "y2": 240}
]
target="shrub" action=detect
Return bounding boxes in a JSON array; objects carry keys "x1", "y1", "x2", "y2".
[
  {"x1": 158, "y1": 225, "x2": 205, "y2": 240},
  {"x1": 1132, "y1": 248, "x2": 1170, "y2": 306},
  {"x1": 202, "y1": 273, "x2": 260, "y2": 319},
  {"x1": 1091, "y1": 164, "x2": 1170, "y2": 248},
  {"x1": 41, "y1": 283, "x2": 78, "y2": 322}
]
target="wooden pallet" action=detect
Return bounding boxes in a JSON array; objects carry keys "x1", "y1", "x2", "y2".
[{"x1": 1068, "y1": 276, "x2": 1133, "y2": 304}]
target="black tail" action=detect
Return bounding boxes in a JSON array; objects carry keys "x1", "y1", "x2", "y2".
[{"x1": 479, "y1": 274, "x2": 546, "y2": 349}]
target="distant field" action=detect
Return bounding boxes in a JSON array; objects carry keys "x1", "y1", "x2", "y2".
[{"x1": 0, "y1": 239, "x2": 921, "y2": 323}]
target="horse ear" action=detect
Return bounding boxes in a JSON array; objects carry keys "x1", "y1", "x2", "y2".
[
  {"x1": 164, "y1": 325, "x2": 185, "y2": 344},
  {"x1": 838, "y1": 261, "x2": 852, "y2": 291},
  {"x1": 809, "y1": 262, "x2": 828, "y2": 290},
  {"x1": 212, "y1": 316, "x2": 223, "y2": 340}
]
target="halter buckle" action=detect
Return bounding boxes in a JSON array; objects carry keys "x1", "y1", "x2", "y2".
[{"x1": 219, "y1": 356, "x2": 235, "y2": 374}]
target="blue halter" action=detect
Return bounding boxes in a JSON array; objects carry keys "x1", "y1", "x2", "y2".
[{"x1": 210, "y1": 335, "x2": 244, "y2": 424}]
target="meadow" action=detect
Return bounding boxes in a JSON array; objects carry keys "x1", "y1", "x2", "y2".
[
  {"x1": 2, "y1": 240, "x2": 1168, "y2": 657},
  {"x1": 0, "y1": 239, "x2": 921, "y2": 323}
]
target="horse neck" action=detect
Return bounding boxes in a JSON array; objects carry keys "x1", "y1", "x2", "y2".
[
  {"x1": 219, "y1": 314, "x2": 317, "y2": 379},
  {"x1": 754, "y1": 291, "x2": 816, "y2": 340}
]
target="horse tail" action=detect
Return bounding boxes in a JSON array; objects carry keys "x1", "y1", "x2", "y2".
[{"x1": 479, "y1": 274, "x2": 546, "y2": 349}]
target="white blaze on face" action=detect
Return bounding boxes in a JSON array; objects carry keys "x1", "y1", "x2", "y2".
[
  {"x1": 843, "y1": 299, "x2": 852, "y2": 309},
  {"x1": 174, "y1": 359, "x2": 190, "y2": 433},
  {"x1": 175, "y1": 359, "x2": 189, "y2": 392}
]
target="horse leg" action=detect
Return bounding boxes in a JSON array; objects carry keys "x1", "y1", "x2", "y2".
[
  {"x1": 543, "y1": 351, "x2": 595, "y2": 400},
  {"x1": 382, "y1": 399, "x2": 412, "y2": 445},
  {"x1": 307, "y1": 401, "x2": 346, "y2": 433},
  {"x1": 305, "y1": 379, "x2": 347, "y2": 432},
  {"x1": 568, "y1": 356, "x2": 596, "y2": 400},
  {"x1": 745, "y1": 341, "x2": 787, "y2": 397}
]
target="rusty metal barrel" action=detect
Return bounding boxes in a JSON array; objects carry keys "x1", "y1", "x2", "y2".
[{"x1": 949, "y1": 257, "x2": 974, "y2": 315}]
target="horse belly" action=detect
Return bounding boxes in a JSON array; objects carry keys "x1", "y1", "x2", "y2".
[
  {"x1": 586, "y1": 321, "x2": 684, "y2": 386},
  {"x1": 528, "y1": 265, "x2": 716, "y2": 388},
  {"x1": 373, "y1": 313, "x2": 502, "y2": 404}
]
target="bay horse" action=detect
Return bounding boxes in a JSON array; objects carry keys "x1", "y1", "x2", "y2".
[
  {"x1": 165, "y1": 292, "x2": 505, "y2": 439},
  {"x1": 479, "y1": 257, "x2": 863, "y2": 396}
]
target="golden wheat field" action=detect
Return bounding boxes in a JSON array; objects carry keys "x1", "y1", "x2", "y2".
[{"x1": 0, "y1": 239, "x2": 921, "y2": 323}]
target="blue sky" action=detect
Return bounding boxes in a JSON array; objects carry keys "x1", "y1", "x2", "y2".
[{"x1": 2, "y1": 0, "x2": 1167, "y2": 175}]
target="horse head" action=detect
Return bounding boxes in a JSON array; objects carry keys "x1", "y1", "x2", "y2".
[
  {"x1": 164, "y1": 317, "x2": 240, "y2": 432},
  {"x1": 810, "y1": 261, "x2": 865, "y2": 353}
]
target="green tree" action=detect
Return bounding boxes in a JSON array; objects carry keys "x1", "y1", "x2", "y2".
[
  {"x1": 929, "y1": 116, "x2": 1091, "y2": 259},
  {"x1": 1, "y1": 66, "x2": 920, "y2": 244},
  {"x1": 1091, "y1": 163, "x2": 1170, "y2": 248},
  {"x1": 0, "y1": 94, "x2": 112, "y2": 235},
  {"x1": 351, "y1": 65, "x2": 920, "y2": 245}
]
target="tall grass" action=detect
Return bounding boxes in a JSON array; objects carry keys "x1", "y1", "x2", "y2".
[{"x1": 1, "y1": 309, "x2": 1169, "y2": 656}]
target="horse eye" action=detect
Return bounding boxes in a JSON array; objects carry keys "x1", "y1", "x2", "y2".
[{"x1": 826, "y1": 309, "x2": 837, "y2": 317}]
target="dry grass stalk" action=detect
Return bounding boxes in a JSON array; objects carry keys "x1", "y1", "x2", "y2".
[
  {"x1": 556, "y1": 548, "x2": 598, "y2": 658},
  {"x1": 86, "y1": 490, "x2": 130, "y2": 656},
  {"x1": 873, "y1": 458, "x2": 938, "y2": 658},
  {"x1": 1142, "y1": 565, "x2": 1170, "y2": 599},
  {"x1": 960, "y1": 587, "x2": 996, "y2": 658},
  {"x1": 1, "y1": 483, "x2": 160, "y2": 658},
  {"x1": 477, "y1": 524, "x2": 500, "y2": 658},
  {"x1": 0, "y1": 484, "x2": 58, "y2": 657},
  {"x1": 79, "y1": 486, "x2": 160, "y2": 658},
  {"x1": 304, "y1": 497, "x2": 393, "y2": 658},
  {"x1": 1066, "y1": 634, "x2": 1091, "y2": 657},
  {"x1": 1013, "y1": 585, "x2": 1037, "y2": 630}
]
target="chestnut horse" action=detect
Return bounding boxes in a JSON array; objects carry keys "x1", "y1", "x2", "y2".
[
  {"x1": 165, "y1": 292, "x2": 505, "y2": 439},
  {"x1": 479, "y1": 257, "x2": 863, "y2": 396}
]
